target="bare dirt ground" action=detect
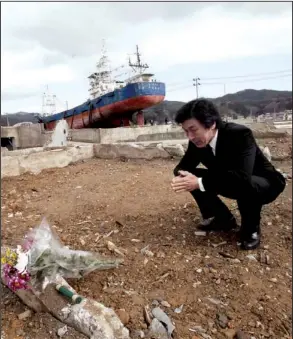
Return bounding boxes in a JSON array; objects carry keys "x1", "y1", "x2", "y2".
[{"x1": 1, "y1": 138, "x2": 292, "y2": 339}]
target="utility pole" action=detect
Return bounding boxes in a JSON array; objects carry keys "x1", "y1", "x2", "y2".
[{"x1": 193, "y1": 77, "x2": 200, "y2": 98}]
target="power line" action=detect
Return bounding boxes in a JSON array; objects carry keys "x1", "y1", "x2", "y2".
[
  {"x1": 167, "y1": 73, "x2": 292, "y2": 94},
  {"x1": 200, "y1": 69, "x2": 292, "y2": 81},
  {"x1": 201, "y1": 73, "x2": 292, "y2": 85},
  {"x1": 166, "y1": 69, "x2": 292, "y2": 90}
]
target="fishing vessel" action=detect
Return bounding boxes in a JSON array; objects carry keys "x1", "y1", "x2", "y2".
[{"x1": 38, "y1": 44, "x2": 165, "y2": 130}]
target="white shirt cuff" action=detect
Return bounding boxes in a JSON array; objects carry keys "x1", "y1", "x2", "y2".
[{"x1": 198, "y1": 177, "x2": 205, "y2": 192}]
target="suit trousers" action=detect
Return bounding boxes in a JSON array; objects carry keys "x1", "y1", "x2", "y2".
[{"x1": 189, "y1": 168, "x2": 285, "y2": 234}]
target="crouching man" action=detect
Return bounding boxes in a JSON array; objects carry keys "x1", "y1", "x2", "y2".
[{"x1": 171, "y1": 99, "x2": 286, "y2": 250}]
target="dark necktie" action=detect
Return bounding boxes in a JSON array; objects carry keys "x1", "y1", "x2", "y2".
[{"x1": 205, "y1": 144, "x2": 215, "y2": 167}]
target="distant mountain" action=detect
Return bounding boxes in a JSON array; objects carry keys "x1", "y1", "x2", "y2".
[
  {"x1": 1, "y1": 89, "x2": 292, "y2": 126},
  {"x1": 1, "y1": 112, "x2": 39, "y2": 127},
  {"x1": 143, "y1": 89, "x2": 292, "y2": 122}
]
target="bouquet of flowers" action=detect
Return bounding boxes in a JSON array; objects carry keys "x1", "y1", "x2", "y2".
[
  {"x1": 1, "y1": 247, "x2": 31, "y2": 291},
  {"x1": 1, "y1": 218, "x2": 122, "y2": 292}
]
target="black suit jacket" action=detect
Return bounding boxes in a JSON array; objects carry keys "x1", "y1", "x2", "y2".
[{"x1": 174, "y1": 122, "x2": 285, "y2": 195}]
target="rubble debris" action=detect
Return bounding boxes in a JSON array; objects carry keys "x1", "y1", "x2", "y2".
[
  {"x1": 148, "y1": 318, "x2": 169, "y2": 339},
  {"x1": 18, "y1": 309, "x2": 32, "y2": 320},
  {"x1": 216, "y1": 313, "x2": 229, "y2": 329},
  {"x1": 57, "y1": 325, "x2": 68, "y2": 337},
  {"x1": 143, "y1": 305, "x2": 152, "y2": 326},
  {"x1": 152, "y1": 307, "x2": 175, "y2": 337},
  {"x1": 116, "y1": 309, "x2": 130, "y2": 325},
  {"x1": 174, "y1": 304, "x2": 184, "y2": 314}
]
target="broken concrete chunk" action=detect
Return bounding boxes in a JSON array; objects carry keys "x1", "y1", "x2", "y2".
[
  {"x1": 18, "y1": 310, "x2": 32, "y2": 320},
  {"x1": 57, "y1": 325, "x2": 68, "y2": 337},
  {"x1": 148, "y1": 318, "x2": 169, "y2": 339},
  {"x1": 152, "y1": 307, "x2": 175, "y2": 337}
]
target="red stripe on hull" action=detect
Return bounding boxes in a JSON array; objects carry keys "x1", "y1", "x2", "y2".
[{"x1": 45, "y1": 95, "x2": 164, "y2": 130}]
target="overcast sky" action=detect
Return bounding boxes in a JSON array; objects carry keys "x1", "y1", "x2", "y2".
[{"x1": 1, "y1": 1, "x2": 292, "y2": 113}]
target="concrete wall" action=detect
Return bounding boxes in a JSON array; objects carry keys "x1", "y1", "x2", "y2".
[
  {"x1": 99, "y1": 125, "x2": 183, "y2": 143},
  {"x1": 1, "y1": 120, "x2": 291, "y2": 150},
  {"x1": 70, "y1": 128, "x2": 101, "y2": 143},
  {"x1": 18, "y1": 124, "x2": 44, "y2": 148},
  {"x1": 1, "y1": 144, "x2": 95, "y2": 178},
  {"x1": 1, "y1": 126, "x2": 20, "y2": 148},
  {"x1": 1, "y1": 124, "x2": 44, "y2": 149}
]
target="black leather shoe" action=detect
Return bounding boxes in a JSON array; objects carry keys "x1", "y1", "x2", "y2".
[
  {"x1": 241, "y1": 232, "x2": 261, "y2": 250},
  {"x1": 197, "y1": 216, "x2": 238, "y2": 232}
]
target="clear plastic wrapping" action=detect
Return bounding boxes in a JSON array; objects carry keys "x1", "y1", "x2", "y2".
[{"x1": 21, "y1": 218, "x2": 122, "y2": 290}]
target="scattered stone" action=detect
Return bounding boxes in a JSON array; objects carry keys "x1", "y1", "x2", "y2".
[
  {"x1": 212, "y1": 241, "x2": 227, "y2": 248},
  {"x1": 269, "y1": 277, "x2": 278, "y2": 283},
  {"x1": 217, "y1": 313, "x2": 229, "y2": 329},
  {"x1": 16, "y1": 329, "x2": 25, "y2": 336},
  {"x1": 256, "y1": 321, "x2": 265, "y2": 330},
  {"x1": 189, "y1": 325, "x2": 206, "y2": 333},
  {"x1": 107, "y1": 240, "x2": 125, "y2": 256},
  {"x1": 194, "y1": 231, "x2": 207, "y2": 236},
  {"x1": 160, "y1": 300, "x2": 171, "y2": 308},
  {"x1": 236, "y1": 330, "x2": 250, "y2": 339},
  {"x1": 219, "y1": 252, "x2": 235, "y2": 259},
  {"x1": 57, "y1": 325, "x2": 68, "y2": 337},
  {"x1": 141, "y1": 245, "x2": 154, "y2": 257},
  {"x1": 206, "y1": 297, "x2": 227, "y2": 307},
  {"x1": 229, "y1": 258, "x2": 241, "y2": 264},
  {"x1": 174, "y1": 304, "x2": 184, "y2": 314},
  {"x1": 18, "y1": 310, "x2": 32, "y2": 320},
  {"x1": 192, "y1": 281, "x2": 202, "y2": 288},
  {"x1": 265, "y1": 255, "x2": 270, "y2": 265},
  {"x1": 148, "y1": 318, "x2": 169, "y2": 339},
  {"x1": 116, "y1": 309, "x2": 130, "y2": 325},
  {"x1": 156, "y1": 251, "x2": 166, "y2": 258},
  {"x1": 246, "y1": 254, "x2": 257, "y2": 262},
  {"x1": 152, "y1": 307, "x2": 175, "y2": 336},
  {"x1": 223, "y1": 328, "x2": 236, "y2": 339},
  {"x1": 132, "y1": 330, "x2": 145, "y2": 339}
]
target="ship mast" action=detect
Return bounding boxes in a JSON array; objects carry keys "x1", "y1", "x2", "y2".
[
  {"x1": 129, "y1": 45, "x2": 149, "y2": 75},
  {"x1": 42, "y1": 85, "x2": 57, "y2": 116},
  {"x1": 88, "y1": 39, "x2": 118, "y2": 99}
]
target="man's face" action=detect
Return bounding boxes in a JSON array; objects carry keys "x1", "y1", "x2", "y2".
[{"x1": 181, "y1": 118, "x2": 216, "y2": 148}]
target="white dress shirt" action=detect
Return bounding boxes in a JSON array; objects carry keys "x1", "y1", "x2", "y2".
[{"x1": 198, "y1": 130, "x2": 218, "y2": 192}]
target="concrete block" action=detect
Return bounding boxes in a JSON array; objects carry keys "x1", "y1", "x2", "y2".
[
  {"x1": 94, "y1": 144, "x2": 170, "y2": 160},
  {"x1": 252, "y1": 129, "x2": 289, "y2": 139},
  {"x1": 1, "y1": 156, "x2": 21, "y2": 177},
  {"x1": 162, "y1": 144, "x2": 185, "y2": 158},
  {"x1": 1, "y1": 145, "x2": 95, "y2": 178}
]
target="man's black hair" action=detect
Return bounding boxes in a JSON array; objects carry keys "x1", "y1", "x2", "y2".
[{"x1": 175, "y1": 98, "x2": 222, "y2": 128}]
